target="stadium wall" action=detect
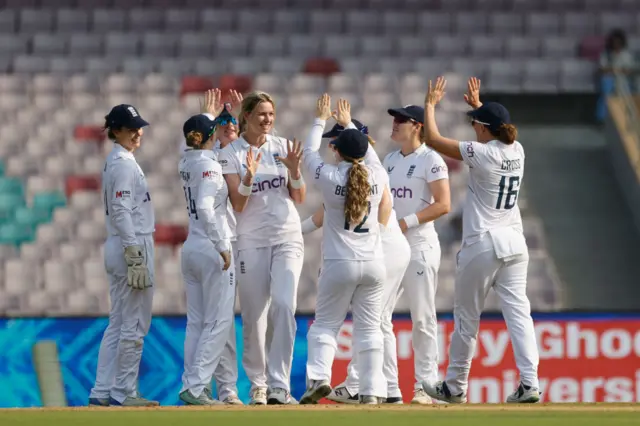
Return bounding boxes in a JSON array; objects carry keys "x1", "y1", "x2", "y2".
[{"x1": 1, "y1": 313, "x2": 639, "y2": 407}]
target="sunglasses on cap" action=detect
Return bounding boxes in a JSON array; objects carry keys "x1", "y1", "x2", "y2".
[
  {"x1": 215, "y1": 116, "x2": 238, "y2": 127},
  {"x1": 468, "y1": 116, "x2": 491, "y2": 126}
]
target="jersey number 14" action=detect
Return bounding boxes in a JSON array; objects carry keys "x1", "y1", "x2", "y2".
[
  {"x1": 496, "y1": 176, "x2": 520, "y2": 210},
  {"x1": 183, "y1": 186, "x2": 198, "y2": 219}
]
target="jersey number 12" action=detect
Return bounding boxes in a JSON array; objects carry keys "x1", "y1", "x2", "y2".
[
  {"x1": 344, "y1": 202, "x2": 371, "y2": 233},
  {"x1": 496, "y1": 176, "x2": 520, "y2": 210}
]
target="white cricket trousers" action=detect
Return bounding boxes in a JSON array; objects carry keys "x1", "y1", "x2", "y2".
[
  {"x1": 180, "y1": 236, "x2": 236, "y2": 398},
  {"x1": 403, "y1": 242, "x2": 441, "y2": 389},
  {"x1": 444, "y1": 233, "x2": 539, "y2": 396},
  {"x1": 307, "y1": 259, "x2": 386, "y2": 398},
  {"x1": 237, "y1": 240, "x2": 304, "y2": 392},
  {"x1": 90, "y1": 234, "x2": 154, "y2": 403},
  {"x1": 344, "y1": 232, "x2": 411, "y2": 398}
]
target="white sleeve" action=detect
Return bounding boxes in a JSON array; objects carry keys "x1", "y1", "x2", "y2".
[
  {"x1": 425, "y1": 153, "x2": 449, "y2": 183},
  {"x1": 109, "y1": 162, "x2": 138, "y2": 248},
  {"x1": 219, "y1": 146, "x2": 240, "y2": 175},
  {"x1": 459, "y1": 141, "x2": 489, "y2": 169},
  {"x1": 303, "y1": 118, "x2": 327, "y2": 175},
  {"x1": 196, "y1": 161, "x2": 230, "y2": 253}
]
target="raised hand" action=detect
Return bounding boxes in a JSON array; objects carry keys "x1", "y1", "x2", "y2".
[
  {"x1": 425, "y1": 77, "x2": 447, "y2": 107},
  {"x1": 316, "y1": 93, "x2": 332, "y2": 120},
  {"x1": 463, "y1": 77, "x2": 482, "y2": 109},
  {"x1": 332, "y1": 98, "x2": 351, "y2": 127},
  {"x1": 229, "y1": 89, "x2": 244, "y2": 117},
  {"x1": 276, "y1": 138, "x2": 303, "y2": 175},
  {"x1": 245, "y1": 148, "x2": 262, "y2": 178},
  {"x1": 199, "y1": 88, "x2": 223, "y2": 117}
]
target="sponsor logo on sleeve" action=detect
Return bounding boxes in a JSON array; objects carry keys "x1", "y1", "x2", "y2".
[
  {"x1": 466, "y1": 142, "x2": 475, "y2": 158},
  {"x1": 431, "y1": 165, "x2": 448, "y2": 174},
  {"x1": 202, "y1": 170, "x2": 218, "y2": 179},
  {"x1": 315, "y1": 163, "x2": 324, "y2": 179},
  {"x1": 115, "y1": 190, "x2": 131, "y2": 198}
]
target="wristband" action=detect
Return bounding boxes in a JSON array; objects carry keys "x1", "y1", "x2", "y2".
[
  {"x1": 402, "y1": 213, "x2": 420, "y2": 229},
  {"x1": 300, "y1": 216, "x2": 319, "y2": 235},
  {"x1": 290, "y1": 175, "x2": 305, "y2": 189},
  {"x1": 238, "y1": 181, "x2": 253, "y2": 196}
]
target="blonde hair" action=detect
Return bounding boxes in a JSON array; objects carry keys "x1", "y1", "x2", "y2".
[
  {"x1": 238, "y1": 90, "x2": 276, "y2": 134},
  {"x1": 344, "y1": 159, "x2": 370, "y2": 226},
  {"x1": 185, "y1": 130, "x2": 204, "y2": 149},
  {"x1": 367, "y1": 135, "x2": 376, "y2": 146},
  {"x1": 490, "y1": 124, "x2": 518, "y2": 145}
]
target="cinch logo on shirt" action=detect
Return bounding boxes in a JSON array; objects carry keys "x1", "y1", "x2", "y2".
[
  {"x1": 391, "y1": 187, "x2": 413, "y2": 199},
  {"x1": 431, "y1": 165, "x2": 448, "y2": 174},
  {"x1": 407, "y1": 165, "x2": 416, "y2": 178},
  {"x1": 253, "y1": 176, "x2": 286, "y2": 193},
  {"x1": 465, "y1": 142, "x2": 475, "y2": 157},
  {"x1": 315, "y1": 163, "x2": 324, "y2": 179},
  {"x1": 115, "y1": 190, "x2": 131, "y2": 198}
]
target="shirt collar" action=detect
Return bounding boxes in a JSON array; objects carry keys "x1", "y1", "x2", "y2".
[
  {"x1": 401, "y1": 143, "x2": 427, "y2": 158},
  {"x1": 112, "y1": 143, "x2": 134, "y2": 159}
]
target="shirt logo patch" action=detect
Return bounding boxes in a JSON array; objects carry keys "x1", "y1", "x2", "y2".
[
  {"x1": 273, "y1": 153, "x2": 283, "y2": 167},
  {"x1": 431, "y1": 165, "x2": 447, "y2": 174},
  {"x1": 115, "y1": 190, "x2": 131, "y2": 198},
  {"x1": 407, "y1": 165, "x2": 416, "y2": 178},
  {"x1": 465, "y1": 142, "x2": 475, "y2": 158},
  {"x1": 387, "y1": 166, "x2": 395, "y2": 173},
  {"x1": 202, "y1": 170, "x2": 217, "y2": 179},
  {"x1": 127, "y1": 106, "x2": 139, "y2": 117},
  {"x1": 315, "y1": 163, "x2": 324, "y2": 179}
]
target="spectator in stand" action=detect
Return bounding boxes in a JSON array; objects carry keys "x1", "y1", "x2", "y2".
[{"x1": 597, "y1": 29, "x2": 636, "y2": 123}]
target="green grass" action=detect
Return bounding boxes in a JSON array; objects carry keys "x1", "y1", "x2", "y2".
[{"x1": 1, "y1": 405, "x2": 639, "y2": 426}]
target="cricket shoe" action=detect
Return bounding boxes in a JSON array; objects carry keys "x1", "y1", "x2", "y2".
[
  {"x1": 359, "y1": 395, "x2": 380, "y2": 405},
  {"x1": 267, "y1": 387, "x2": 293, "y2": 405},
  {"x1": 382, "y1": 396, "x2": 403, "y2": 404},
  {"x1": 421, "y1": 381, "x2": 466, "y2": 404},
  {"x1": 506, "y1": 383, "x2": 540, "y2": 403},
  {"x1": 249, "y1": 388, "x2": 267, "y2": 405},
  {"x1": 222, "y1": 394, "x2": 244, "y2": 405},
  {"x1": 410, "y1": 389, "x2": 433, "y2": 405},
  {"x1": 109, "y1": 396, "x2": 160, "y2": 407},
  {"x1": 299, "y1": 380, "x2": 332, "y2": 405},
  {"x1": 326, "y1": 386, "x2": 359, "y2": 405},
  {"x1": 179, "y1": 390, "x2": 223, "y2": 406},
  {"x1": 88, "y1": 397, "x2": 109, "y2": 407}
]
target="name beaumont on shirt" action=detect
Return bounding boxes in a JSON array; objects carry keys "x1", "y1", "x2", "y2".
[
  {"x1": 334, "y1": 184, "x2": 379, "y2": 196},
  {"x1": 501, "y1": 159, "x2": 521, "y2": 171}
]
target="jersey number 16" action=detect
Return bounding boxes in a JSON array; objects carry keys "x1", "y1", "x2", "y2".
[{"x1": 496, "y1": 176, "x2": 520, "y2": 210}]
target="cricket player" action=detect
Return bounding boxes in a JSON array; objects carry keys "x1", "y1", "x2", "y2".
[
  {"x1": 383, "y1": 104, "x2": 451, "y2": 404},
  {"x1": 300, "y1": 95, "x2": 391, "y2": 405},
  {"x1": 89, "y1": 104, "x2": 158, "y2": 407},
  {"x1": 302, "y1": 118, "x2": 411, "y2": 404},
  {"x1": 421, "y1": 77, "x2": 540, "y2": 404},
  {"x1": 178, "y1": 113, "x2": 235, "y2": 405},
  {"x1": 219, "y1": 91, "x2": 306, "y2": 405}
]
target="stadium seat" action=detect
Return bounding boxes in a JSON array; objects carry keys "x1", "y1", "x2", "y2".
[
  {"x1": 180, "y1": 76, "x2": 213, "y2": 97},
  {"x1": 74, "y1": 125, "x2": 105, "y2": 142},
  {"x1": 0, "y1": 223, "x2": 33, "y2": 248},
  {"x1": 579, "y1": 36, "x2": 605, "y2": 61},
  {"x1": 303, "y1": 58, "x2": 340, "y2": 76},
  {"x1": 154, "y1": 224, "x2": 188, "y2": 246},
  {"x1": 65, "y1": 176, "x2": 100, "y2": 199}
]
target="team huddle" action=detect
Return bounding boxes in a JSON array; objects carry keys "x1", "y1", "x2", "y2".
[{"x1": 89, "y1": 76, "x2": 541, "y2": 407}]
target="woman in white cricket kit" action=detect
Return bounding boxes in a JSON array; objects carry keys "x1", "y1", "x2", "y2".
[
  {"x1": 219, "y1": 91, "x2": 306, "y2": 405},
  {"x1": 178, "y1": 113, "x2": 235, "y2": 405},
  {"x1": 382, "y1": 104, "x2": 451, "y2": 404},
  {"x1": 89, "y1": 104, "x2": 158, "y2": 407},
  {"x1": 301, "y1": 117, "x2": 411, "y2": 404},
  {"x1": 300, "y1": 95, "x2": 392, "y2": 405},
  {"x1": 421, "y1": 77, "x2": 540, "y2": 404}
]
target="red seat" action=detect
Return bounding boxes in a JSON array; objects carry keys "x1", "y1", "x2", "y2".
[
  {"x1": 444, "y1": 157, "x2": 462, "y2": 173},
  {"x1": 579, "y1": 36, "x2": 605, "y2": 61},
  {"x1": 180, "y1": 76, "x2": 214, "y2": 97},
  {"x1": 218, "y1": 74, "x2": 253, "y2": 94},
  {"x1": 65, "y1": 175, "x2": 100, "y2": 198},
  {"x1": 154, "y1": 224, "x2": 188, "y2": 246},
  {"x1": 74, "y1": 125, "x2": 105, "y2": 142},
  {"x1": 303, "y1": 58, "x2": 340, "y2": 76}
]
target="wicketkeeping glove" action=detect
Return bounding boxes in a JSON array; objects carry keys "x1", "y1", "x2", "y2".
[{"x1": 124, "y1": 245, "x2": 151, "y2": 290}]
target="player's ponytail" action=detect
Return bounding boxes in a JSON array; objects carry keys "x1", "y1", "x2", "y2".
[
  {"x1": 185, "y1": 130, "x2": 204, "y2": 149},
  {"x1": 495, "y1": 124, "x2": 518, "y2": 145},
  {"x1": 367, "y1": 135, "x2": 376, "y2": 146},
  {"x1": 344, "y1": 160, "x2": 370, "y2": 226}
]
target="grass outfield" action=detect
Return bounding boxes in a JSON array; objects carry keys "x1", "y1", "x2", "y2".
[{"x1": 1, "y1": 404, "x2": 639, "y2": 426}]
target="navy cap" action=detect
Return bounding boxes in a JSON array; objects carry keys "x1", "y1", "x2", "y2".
[
  {"x1": 332, "y1": 129, "x2": 369, "y2": 160},
  {"x1": 322, "y1": 119, "x2": 367, "y2": 139},
  {"x1": 106, "y1": 104, "x2": 149, "y2": 129},
  {"x1": 183, "y1": 114, "x2": 216, "y2": 140},
  {"x1": 387, "y1": 105, "x2": 424, "y2": 124},
  {"x1": 467, "y1": 102, "x2": 511, "y2": 132}
]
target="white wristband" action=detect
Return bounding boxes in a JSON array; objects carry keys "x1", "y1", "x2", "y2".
[
  {"x1": 290, "y1": 175, "x2": 305, "y2": 189},
  {"x1": 402, "y1": 213, "x2": 420, "y2": 229},
  {"x1": 238, "y1": 181, "x2": 252, "y2": 196},
  {"x1": 301, "y1": 216, "x2": 319, "y2": 235}
]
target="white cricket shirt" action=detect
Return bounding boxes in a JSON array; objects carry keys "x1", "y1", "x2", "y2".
[
  {"x1": 102, "y1": 143, "x2": 155, "y2": 248},
  {"x1": 383, "y1": 144, "x2": 448, "y2": 251},
  {"x1": 304, "y1": 118, "x2": 387, "y2": 260},
  {"x1": 458, "y1": 140, "x2": 525, "y2": 244},
  {"x1": 212, "y1": 140, "x2": 237, "y2": 241},
  {"x1": 179, "y1": 149, "x2": 232, "y2": 253},
  {"x1": 219, "y1": 134, "x2": 303, "y2": 250}
]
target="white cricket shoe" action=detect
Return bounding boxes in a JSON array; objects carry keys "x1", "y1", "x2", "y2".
[
  {"x1": 422, "y1": 381, "x2": 466, "y2": 404},
  {"x1": 267, "y1": 387, "x2": 293, "y2": 405},
  {"x1": 249, "y1": 388, "x2": 267, "y2": 405},
  {"x1": 222, "y1": 394, "x2": 244, "y2": 405},
  {"x1": 506, "y1": 383, "x2": 540, "y2": 403},
  {"x1": 326, "y1": 386, "x2": 359, "y2": 404},
  {"x1": 359, "y1": 395, "x2": 379, "y2": 404},
  {"x1": 299, "y1": 380, "x2": 332, "y2": 405},
  {"x1": 410, "y1": 389, "x2": 433, "y2": 405}
]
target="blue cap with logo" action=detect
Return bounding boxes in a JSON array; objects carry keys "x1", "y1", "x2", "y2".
[
  {"x1": 332, "y1": 129, "x2": 370, "y2": 160},
  {"x1": 387, "y1": 105, "x2": 424, "y2": 124},
  {"x1": 183, "y1": 114, "x2": 216, "y2": 140},
  {"x1": 106, "y1": 104, "x2": 149, "y2": 129},
  {"x1": 322, "y1": 119, "x2": 367, "y2": 139},
  {"x1": 467, "y1": 102, "x2": 511, "y2": 132}
]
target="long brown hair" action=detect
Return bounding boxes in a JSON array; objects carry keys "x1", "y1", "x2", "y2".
[
  {"x1": 344, "y1": 158, "x2": 370, "y2": 226},
  {"x1": 489, "y1": 123, "x2": 518, "y2": 145},
  {"x1": 185, "y1": 130, "x2": 204, "y2": 149},
  {"x1": 238, "y1": 91, "x2": 276, "y2": 134}
]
